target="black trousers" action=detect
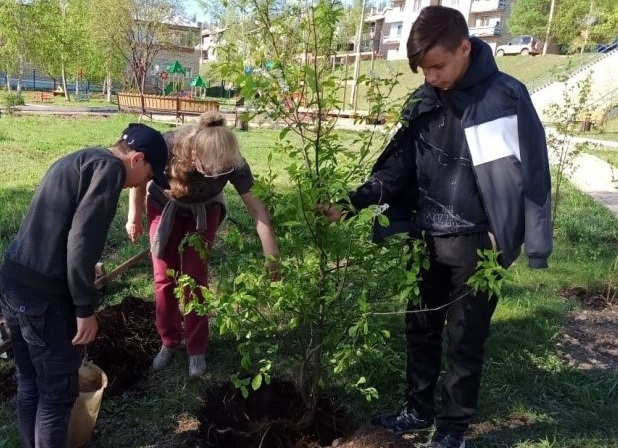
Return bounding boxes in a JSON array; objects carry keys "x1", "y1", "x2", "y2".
[
  {"x1": 405, "y1": 232, "x2": 498, "y2": 434},
  {"x1": 0, "y1": 274, "x2": 81, "y2": 448}
]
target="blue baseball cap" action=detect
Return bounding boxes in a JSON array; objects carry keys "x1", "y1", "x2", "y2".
[{"x1": 121, "y1": 123, "x2": 170, "y2": 189}]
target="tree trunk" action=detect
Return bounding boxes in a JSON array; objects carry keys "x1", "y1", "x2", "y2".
[
  {"x1": 61, "y1": 64, "x2": 70, "y2": 102},
  {"x1": 106, "y1": 71, "x2": 112, "y2": 103}
]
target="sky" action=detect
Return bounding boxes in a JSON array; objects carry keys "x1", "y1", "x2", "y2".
[{"x1": 184, "y1": 0, "x2": 208, "y2": 23}]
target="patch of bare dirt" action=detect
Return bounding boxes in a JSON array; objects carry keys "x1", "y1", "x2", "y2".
[
  {"x1": 0, "y1": 297, "x2": 159, "y2": 400},
  {"x1": 556, "y1": 287, "x2": 618, "y2": 371},
  {"x1": 334, "y1": 425, "x2": 417, "y2": 448},
  {"x1": 87, "y1": 297, "x2": 160, "y2": 396},
  {"x1": 195, "y1": 378, "x2": 355, "y2": 448}
]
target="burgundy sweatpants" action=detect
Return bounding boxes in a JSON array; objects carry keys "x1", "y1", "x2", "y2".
[{"x1": 147, "y1": 201, "x2": 220, "y2": 356}]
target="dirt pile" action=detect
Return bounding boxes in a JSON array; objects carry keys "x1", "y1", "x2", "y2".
[{"x1": 87, "y1": 296, "x2": 160, "y2": 396}]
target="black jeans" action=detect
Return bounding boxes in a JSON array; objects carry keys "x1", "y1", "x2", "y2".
[
  {"x1": 0, "y1": 275, "x2": 81, "y2": 448},
  {"x1": 405, "y1": 233, "x2": 498, "y2": 434}
]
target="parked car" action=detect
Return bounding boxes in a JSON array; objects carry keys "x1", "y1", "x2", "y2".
[
  {"x1": 597, "y1": 37, "x2": 618, "y2": 53},
  {"x1": 495, "y1": 35, "x2": 542, "y2": 56}
]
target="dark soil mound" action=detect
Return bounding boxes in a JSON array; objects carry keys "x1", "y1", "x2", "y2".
[
  {"x1": 87, "y1": 296, "x2": 159, "y2": 396},
  {"x1": 0, "y1": 297, "x2": 159, "y2": 400},
  {"x1": 0, "y1": 364, "x2": 16, "y2": 401},
  {"x1": 195, "y1": 377, "x2": 355, "y2": 448}
]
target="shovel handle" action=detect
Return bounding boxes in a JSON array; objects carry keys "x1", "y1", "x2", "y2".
[{"x1": 94, "y1": 249, "x2": 150, "y2": 290}]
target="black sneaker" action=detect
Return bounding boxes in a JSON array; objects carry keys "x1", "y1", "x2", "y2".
[
  {"x1": 422, "y1": 431, "x2": 465, "y2": 448},
  {"x1": 371, "y1": 407, "x2": 433, "y2": 434}
]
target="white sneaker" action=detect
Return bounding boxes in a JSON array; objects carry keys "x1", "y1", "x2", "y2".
[
  {"x1": 188, "y1": 354, "x2": 206, "y2": 377},
  {"x1": 152, "y1": 346, "x2": 175, "y2": 370}
]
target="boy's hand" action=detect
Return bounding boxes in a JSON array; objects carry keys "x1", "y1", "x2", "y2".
[
  {"x1": 126, "y1": 221, "x2": 144, "y2": 243},
  {"x1": 73, "y1": 315, "x2": 98, "y2": 345},
  {"x1": 315, "y1": 203, "x2": 343, "y2": 222}
]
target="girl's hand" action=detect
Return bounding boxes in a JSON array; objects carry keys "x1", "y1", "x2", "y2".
[{"x1": 126, "y1": 221, "x2": 144, "y2": 243}]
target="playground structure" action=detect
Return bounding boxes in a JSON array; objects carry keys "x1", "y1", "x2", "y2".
[
  {"x1": 161, "y1": 61, "x2": 186, "y2": 96},
  {"x1": 159, "y1": 61, "x2": 211, "y2": 100},
  {"x1": 190, "y1": 75, "x2": 209, "y2": 99},
  {"x1": 74, "y1": 68, "x2": 90, "y2": 102}
]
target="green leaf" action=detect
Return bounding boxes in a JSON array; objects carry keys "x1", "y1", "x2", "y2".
[{"x1": 251, "y1": 374, "x2": 263, "y2": 391}]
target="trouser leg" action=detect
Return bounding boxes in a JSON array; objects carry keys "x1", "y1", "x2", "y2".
[
  {"x1": 404, "y1": 261, "x2": 451, "y2": 419},
  {"x1": 10, "y1": 325, "x2": 38, "y2": 448},
  {"x1": 436, "y1": 286, "x2": 497, "y2": 432},
  {"x1": 148, "y1": 202, "x2": 220, "y2": 354},
  {"x1": 149, "y1": 203, "x2": 183, "y2": 348},
  {"x1": 427, "y1": 233, "x2": 497, "y2": 434},
  {"x1": 0, "y1": 278, "x2": 80, "y2": 448},
  {"x1": 182, "y1": 205, "x2": 219, "y2": 356}
]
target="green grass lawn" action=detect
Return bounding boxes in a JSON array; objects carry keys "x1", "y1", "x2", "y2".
[
  {"x1": 0, "y1": 53, "x2": 596, "y2": 115},
  {"x1": 331, "y1": 53, "x2": 591, "y2": 110},
  {"x1": 0, "y1": 115, "x2": 616, "y2": 448}
]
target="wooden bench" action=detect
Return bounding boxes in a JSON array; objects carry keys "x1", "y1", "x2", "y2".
[
  {"x1": 116, "y1": 92, "x2": 219, "y2": 123},
  {"x1": 31, "y1": 92, "x2": 54, "y2": 103},
  {"x1": 576, "y1": 109, "x2": 609, "y2": 131}
]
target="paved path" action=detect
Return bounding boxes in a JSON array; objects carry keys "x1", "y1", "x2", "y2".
[{"x1": 546, "y1": 128, "x2": 618, "y2": 219}]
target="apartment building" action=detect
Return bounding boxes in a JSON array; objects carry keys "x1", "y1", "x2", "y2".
[
  {"x1": 150, "y1": 20, "x2": 201, "y2": 77},
  {"x1": 366, "y1": 0, "x2": 509, "y2": 60},
  {"x1": 199, "y1": 27, "x2": 226, "y2": 64}
]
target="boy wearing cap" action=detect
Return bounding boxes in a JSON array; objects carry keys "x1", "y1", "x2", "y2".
[{"x1": 0, "y1": 123, "x2": 168, "y2": 448}]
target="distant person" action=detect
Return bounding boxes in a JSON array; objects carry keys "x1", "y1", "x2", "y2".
[
  {"x1": 126, "y1": 111, "x2": 280, "y2": 377},
  {"x1": 0, "y1": 124, "x2": 169, "y2": 448},
  {"x1": 317, "y1": 6, "x2": 551, "y2": 448}
]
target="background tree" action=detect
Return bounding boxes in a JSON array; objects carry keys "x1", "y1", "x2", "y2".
[
  {"x1": 0, "y1": 0, "x2": 34, "y2": 92},
  {"x1": 85, "y1": 0, "x2": 130, "y2": 101},
  {"x1": 113, "y1": 0, "x2": 182, "y2": 93},
  {"x1": 27, "y1": 0, "x2": 91, "y2": 100},
  {"x1": 589, "y1": 0, "x2": 618, "y2": 44},
  {"x1": 508, "y1": 0, "x2": 617, "y2": 52}
]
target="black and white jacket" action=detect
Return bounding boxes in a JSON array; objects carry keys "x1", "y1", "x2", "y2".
[{"x1": 349, "y1": 37, "x2": 552, "y2": 268}]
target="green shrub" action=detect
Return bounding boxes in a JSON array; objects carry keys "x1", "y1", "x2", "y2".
[{"x1": 3, "y1": 93, "x2": 25, "y2": 114}]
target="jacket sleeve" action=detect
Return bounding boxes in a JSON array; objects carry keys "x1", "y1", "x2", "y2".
[
  {"x1": 516, "y1": 84, "x2": 553, "y2": 268},
  {"x1": 348, "y1": 123, "x2": 416, "y2": 211},
  {"x1": 66, "y1": 160, "x2": 124, "y2": 317}
]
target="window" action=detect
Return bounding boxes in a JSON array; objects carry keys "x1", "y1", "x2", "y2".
[
  {"x1": 480, "y1": 16, "x2": 490, "y2": 26},
  {"x1": 413, "y1": 0, "x2": 422, "y2": 10},
  {"x1": 451, "y1": 0, "x2": 460, "y2": 4},
  {"x1": 396, "y1": 23, "x2": 403, "y2": 36}
]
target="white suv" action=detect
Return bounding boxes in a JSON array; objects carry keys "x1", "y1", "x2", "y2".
[{"x1": 495, "y1": 35, "x2": 541, "y2": 56}]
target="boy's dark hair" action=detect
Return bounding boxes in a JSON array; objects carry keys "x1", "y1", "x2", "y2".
[
  {"x1": 406, "y1": 6, "x2": 470, "y2": 73},
  {"x1": 113, "y1": 139, "x2": 133, "y2": 154}
]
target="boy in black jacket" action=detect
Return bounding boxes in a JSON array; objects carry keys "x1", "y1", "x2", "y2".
[
  {"x1": 0, "y1": 124, "x2": 169, "y2": 448},
  {"x1": 318, "y1": 6, "x2": 551, "y2": 448}
]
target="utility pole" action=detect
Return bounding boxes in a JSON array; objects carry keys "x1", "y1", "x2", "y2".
[
  {"x1": 349, "y1": 0, "x2": 366, "y2": 112},
  {"x1": 542, "y1": 0, "x2": 556, "y2": 55}
]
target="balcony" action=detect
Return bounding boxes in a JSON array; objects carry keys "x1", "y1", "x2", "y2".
[
  {"x1": 469, "y1": 24, "x2": 503, "y2": 37},
  {"x1": 382, "y1": 34, "x2": 402, "y2": 44},
  {"x1": 470, "y1": 0, "x2": 506, "y2": 13},
  {"x1": 390, "y1": 0, "x2": 405, "y2": 11}
]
